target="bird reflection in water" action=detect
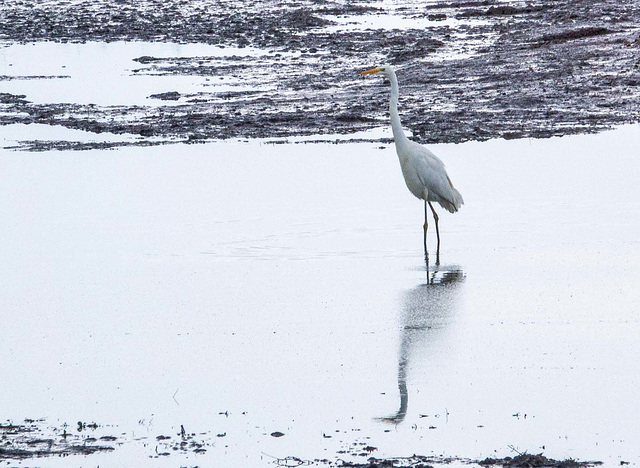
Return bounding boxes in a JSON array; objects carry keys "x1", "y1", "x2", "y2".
[{"x1": 379, "y1": 265, "x2": 465, "y2": 424}]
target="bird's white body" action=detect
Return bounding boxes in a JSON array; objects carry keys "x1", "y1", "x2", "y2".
[
  {"x1": 384, "y1": 65, "x2": 463, "y2": 213},
  {"x1": 361, "y1": 64, "x2": 463, "y2": 262},
  {"x1": 395, "y1": 138, "x2": 462, "y2": 213}
]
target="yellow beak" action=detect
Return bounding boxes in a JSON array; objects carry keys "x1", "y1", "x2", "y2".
[{"x1": 360, "y1": 67, "x2": 383, "y2": 75}]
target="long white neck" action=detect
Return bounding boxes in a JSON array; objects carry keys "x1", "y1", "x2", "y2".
[{"x1": 387, "y1": 69, "x2": 410, "y2": 146}]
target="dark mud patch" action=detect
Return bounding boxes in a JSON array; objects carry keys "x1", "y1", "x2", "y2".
[
  {"x1": 293, "y1": 433, "x2": 602, "y2": 468},
  {"x1": 304, "y1": 453, "x2": 602, "y2": 468},
  {"x1": 149, "y1": 91, "x2": 182, "y2": 101},
  {"x1": 536, "y1": 27, "x2": 613, "y2": 45},
  {"x1": 1, "y1": 419, "x2": 214, "y2": 462},
  {"x1": 0, "y1": 420, "x2": 115, "y2": 460},
  {"x1": 0, "y1": 92, "x2": 29, "y2": 105},
  {"x1": 479, "y1": 453, "x2": 602, "y2": 467},
  {"x1": 1, "y1": 0, "x2": 640, "y2": 151}
]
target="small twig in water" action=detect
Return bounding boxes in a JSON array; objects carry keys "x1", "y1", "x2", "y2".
[
  {"x1": 508, "y1": 445, "x2": 527, "y2": 456},
  {"x1": 261, "y1": 452, "x2": 309, "y2": 467}
]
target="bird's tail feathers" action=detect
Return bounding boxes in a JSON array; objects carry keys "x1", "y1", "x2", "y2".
[{"x1": 441, "y1": 188, "x2": 464, "y2": 213}]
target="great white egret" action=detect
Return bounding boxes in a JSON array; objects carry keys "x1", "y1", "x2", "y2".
[{"x1": 360, "y1": 65, "x2": 463, "y2": 264}]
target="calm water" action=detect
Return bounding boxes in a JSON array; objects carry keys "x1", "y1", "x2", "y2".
[{"x1": 1, "y1": 124, "x2": 639, "y2": 467}]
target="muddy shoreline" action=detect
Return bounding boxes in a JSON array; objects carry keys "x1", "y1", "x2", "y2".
[
  {"x1": 1, "y1": 0, "x2": 639, "y2": 150},
  {"x1": 1, "y1": 419, "x2": 603, "y2": 467}
]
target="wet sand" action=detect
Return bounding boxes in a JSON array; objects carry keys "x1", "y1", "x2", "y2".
[{"x1": 1, "y1": 124, "x2": 639, "y2": 467}]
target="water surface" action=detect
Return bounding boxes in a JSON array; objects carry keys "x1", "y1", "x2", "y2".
[{"x1": 1, "y1": 125, "x2": 639, "y2": 467}]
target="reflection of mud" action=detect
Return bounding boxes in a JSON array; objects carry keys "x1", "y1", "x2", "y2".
[{"x1": 1, "y1": 0, "x2": 639, "y2": 151}]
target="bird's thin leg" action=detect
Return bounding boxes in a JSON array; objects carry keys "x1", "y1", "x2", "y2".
[
  {"x1": 428, "y1": 202, "x2": 440, "y2": 265},
  {"x1": 423, "y1": 200, "x2": 429, "y2": 265}
]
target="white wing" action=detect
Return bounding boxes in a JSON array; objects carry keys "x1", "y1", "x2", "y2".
[{"x1": 407, "y1": 141, "x2": 464, "y2": 213}]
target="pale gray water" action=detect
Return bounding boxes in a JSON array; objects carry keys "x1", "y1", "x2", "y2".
[{"x1": 1, "y1": 124, "x2": 639, "y2": 467}]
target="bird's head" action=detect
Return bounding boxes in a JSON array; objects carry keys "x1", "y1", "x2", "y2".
[{"x1": 360, "y1": 65, "x2": 394, "y2": 78}]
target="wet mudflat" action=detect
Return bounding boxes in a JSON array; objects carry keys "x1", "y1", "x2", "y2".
[{"x1": 1, "y1": 0, "x2": 640, "y2": 150}]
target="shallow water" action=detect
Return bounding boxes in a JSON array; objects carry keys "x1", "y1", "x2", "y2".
[
  {"x1": 1, "y1": 124, "x2": 639, "y2": 467},
  {"x1": 0, "y1": 41, "x2": 278, "y2": 107}
]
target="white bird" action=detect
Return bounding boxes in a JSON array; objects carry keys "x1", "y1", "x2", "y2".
[{"x1": 360, "y1": 65, "x2": 463, "y2": 264}]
